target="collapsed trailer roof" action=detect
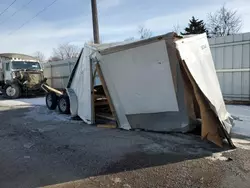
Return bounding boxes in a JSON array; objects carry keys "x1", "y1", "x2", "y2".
[{"x1": 66, "y1": 32, "x2": 234, "y2": 148}]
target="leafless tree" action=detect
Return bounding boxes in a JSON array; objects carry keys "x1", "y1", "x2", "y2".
[
  {"x1": 52, "y1": 43, "x2": 80, "y2": 60},
  {"x1": 47, "y1": 56, "x2": 62, "y2": 62},
  {"x1": 33, "y1": 51, "x2": 46, "y2": 63},
  {"x1": 88, "y1": 39, "x2": 94, "y2": 44},
  {"x1": 173, "y1": 23, "x2": 181, "y2": 35},
  {"x1": 138, "y1": 25, "x2": 153, "y2": 39},
  {"x1": 124, "y1": 37, "x2": 135, "y2": 42},
  {"x1": 207, "y1": 5, "x2": 242, "y2": 37}
]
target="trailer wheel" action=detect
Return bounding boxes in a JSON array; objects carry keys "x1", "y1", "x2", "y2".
[
  {"x1": 46, "y1": 92, "x2": 57, "y2": 110},
  {"x1": 3, "y1": 84, "x2": 21, "y2": 99},
  {"x1": 58, "y1": 95, "x2": 70, "y2": 114}
]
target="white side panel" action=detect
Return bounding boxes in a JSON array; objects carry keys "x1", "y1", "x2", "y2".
[
  {"x1": 100, "y1": 40, "x2": 179, "y2": 128},
  {"x1": 176, "y1": 34, "x2": 230, "y2": 123},
  {"x1": 70, "y1": 47, "x2": 92, "y2": 124}
]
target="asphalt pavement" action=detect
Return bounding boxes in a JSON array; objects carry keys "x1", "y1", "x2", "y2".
[{"x1": 0, "y1": 97, "x2": 250, "y2": 188}]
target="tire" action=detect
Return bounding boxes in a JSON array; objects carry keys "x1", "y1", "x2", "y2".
[
  {"x1": 3, "y1": 84, "x2": 21, "y2": 99},
  {"x1": 58, "y1": 95, "x2": 70, "y2": 114},
  {"x1": 46, "y1": 92, "x2": 58, "y2": 110}
]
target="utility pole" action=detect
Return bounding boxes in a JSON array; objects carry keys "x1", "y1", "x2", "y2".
[{"x1": 91, "y1": 0, "x2": 100, "y2": 44}]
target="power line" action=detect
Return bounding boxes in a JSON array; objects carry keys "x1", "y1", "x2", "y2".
[
  {"x1": 8, "y1": 0, "x2": 59, "y2": 35},
  {"x1": 0, "y1": 0, "x2": 36, "y2": 25},
  {"x1": 0, "y1": 0, "x2": 18, "y2": 17}
]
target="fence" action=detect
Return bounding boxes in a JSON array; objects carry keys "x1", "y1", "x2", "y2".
[{"x1": 209, "y1": 32, "x2": 250, "y2": 101}]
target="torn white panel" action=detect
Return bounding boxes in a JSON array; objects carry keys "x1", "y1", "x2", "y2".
[
  {"x1": 70, "y1": 46, "x2": 93, "y2": 124},
  {"x1": 176, "y1": 34, "x2": 230, "y2": 126}
]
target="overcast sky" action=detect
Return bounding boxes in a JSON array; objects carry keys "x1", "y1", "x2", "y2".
[{"x1": 0, "y1": 0, "x2": 249, "y2": 58}]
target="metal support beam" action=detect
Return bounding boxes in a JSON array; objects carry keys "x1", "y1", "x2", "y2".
[{"x1": 216, "y1": 68, "x2": 250, "y2": 73}]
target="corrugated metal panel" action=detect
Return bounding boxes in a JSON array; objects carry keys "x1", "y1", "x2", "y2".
[{"x1": 209, "y1": 32, "x2": 250, "y2": 101}]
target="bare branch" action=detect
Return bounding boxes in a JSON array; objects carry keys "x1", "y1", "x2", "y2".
[
  {"x1": 207, "y1": 5, "x2": 242, "y2": 37},
  {"x1": 173, "y1": 23, "x2": 181, "y2": 35},
  {"x1": 138, "y1": 25, "x2": 152, "y2": 39},
  {"x1": 51, "y1": 43, "x2": 80, "y2": 61},
  {"x1": 33, "y1": 51, "x2": 46, "y2": 62}
]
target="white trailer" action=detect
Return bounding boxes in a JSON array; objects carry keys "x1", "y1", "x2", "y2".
[{"x1": 44, "y1": 33, "x2": 234, "y2": 148}]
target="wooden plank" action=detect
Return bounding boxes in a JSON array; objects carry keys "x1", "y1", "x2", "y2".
[
  {"x1": 96, "y1": 114, "x2": 115, "y2": 121},
  {"x1": 96, "y1": 63, "x2": 118, "y2": 127},
  {"x1": 97, "y1": 124, "x2": 117, "y2": 129},
  {"x1": 90, "y1": 59, "x2": 95, "y2": 124},
  {"x1": 92, "y1": 67, "x2": 97, "y2": 85},
  {"x1": 94, "y1": 94, "x2": 106, "y2": 99},
  {"x1": 94, "y1": 100, "x2": 109, "y2": 106}
]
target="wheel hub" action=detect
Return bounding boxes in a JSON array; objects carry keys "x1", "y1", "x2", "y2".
[
  {"x1": 6, "y1": 86, "x2": 16, "y2": 97},
  {"x1": 46, "y1": 94, "x2": 52, "y2": 107},
  {"x1": 59, "y1": 98, "x2": 67, "y2": 111}
]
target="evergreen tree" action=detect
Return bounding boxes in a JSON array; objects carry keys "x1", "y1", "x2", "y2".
[{"x1": 181, "y1": 16, "x2": 208, "y2": 35}]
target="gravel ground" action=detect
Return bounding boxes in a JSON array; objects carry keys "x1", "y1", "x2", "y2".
[{"x1": 0, "y1": 97, "x2": 250, "y2": 188}]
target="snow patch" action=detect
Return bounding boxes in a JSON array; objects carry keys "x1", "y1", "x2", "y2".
[
  {"x1": 0, "y1": 97, "x2": 45, "y2": 107},
  {"x1": 111, "y1": 177, "x2": 122, "y2": 184},
  {"x1": 143, "y1": 143, "x2": 168, "y2": 153},
  {"x1": 232, "y1": 138, "x2": 250, "y2": 150},
  {"x1": 227, "y1": 105, "x2": 250, "y2": 137},
  {"x1": 37, "y1": 125, "x2": 58, "y2": 133},
  {"x1": 206, "y1": 153, "x2": 228, "y2": 161},
  {"x1": 24, "y1": 106, "x2": 72, "y2": 122},
  {"x1": 23, "y1": 143, "x2": 34, "y2": 149}
]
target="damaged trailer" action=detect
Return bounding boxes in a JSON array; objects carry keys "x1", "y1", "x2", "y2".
[{"x1": 55, "y1": 33, "x2": 234, "y2": 147}]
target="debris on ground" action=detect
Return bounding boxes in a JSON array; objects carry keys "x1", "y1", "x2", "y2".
[{"x1": 23, "y1": 143, "x2": 34, "y2": 149}]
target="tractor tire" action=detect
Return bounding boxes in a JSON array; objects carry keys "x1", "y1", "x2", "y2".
[
  {"x1": 58, "y1": 95, "x2": 70, "y2": 114},
  {"x1": 3, "y1": 84, "x2": 21, "y2": 99},
  {"x1": 46, "y1": 92, "x2": 58, "y2": 110}
]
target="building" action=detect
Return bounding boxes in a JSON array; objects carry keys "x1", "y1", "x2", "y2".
[{"x1": 0, "y1": 53, "x2": 37, "y2": 61}]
